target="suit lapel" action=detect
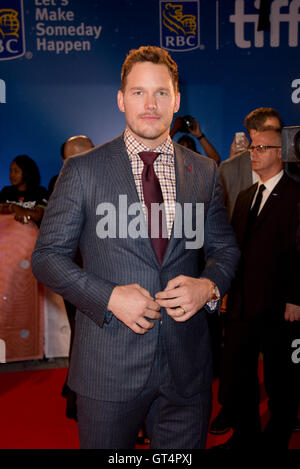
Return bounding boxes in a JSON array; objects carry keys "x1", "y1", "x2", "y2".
[
  {"x1": 105, "y1": 138, "x2": 196, "y2": 267},
  {"x1": 253, "y1": 173, "x2": 287, "y2": 230},
  {"x1": 173, "y1": 143, "x2": 194, "y2": 207},
  {"x1": 105, "y1": 136, "x2": 158, "y2": 263},
  {"x1": 162, "y1": 144, "x2": 194, "y2": 266},
  {"x1": 107, "y1": 136, "x2": 141, "y2": 206},
  {"x1": 233, "y1": 183, "x2": 257, "y2": 246},
  {"x1": 235, "y1": 175, "x2": 287, "y2": 245}
]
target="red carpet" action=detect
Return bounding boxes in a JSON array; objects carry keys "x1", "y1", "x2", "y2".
[
  {"x1": 0, "y1": 368, "x2": 79, "y2": 449},
  {"x1": 0, "y1": 367, "x2": 298, "y2": 449}
]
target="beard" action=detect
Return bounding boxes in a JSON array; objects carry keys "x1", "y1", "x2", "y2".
[{"x1": 126, "y1": 115, "x2": 172, "y2": 145}]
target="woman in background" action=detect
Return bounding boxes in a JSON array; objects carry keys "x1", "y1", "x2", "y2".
[
  {"x1": 0, "y1": 155, "x2": 48, "y2": 362},
  {"x1": 0, "y1": 155, "x2": 47, "y2": 225}
]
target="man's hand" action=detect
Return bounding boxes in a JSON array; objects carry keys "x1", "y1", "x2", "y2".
[
  {"x1": 8, "y1": 204, "x2": 43, "y2": 224},
  {"x1": 108, "y1": 284, "x2": 161, "y2": 334},
  {"x1": 0, "y1": 203, "x2": 28, "y2": 223},
  {"x1": 170, "y1": 116, "x2": 183, "y2": 137},
  {"x1": 284, "y1": 303, "x2": 300, "y2": 322},
  {"x1": 188, "y1": 118, "x2": 202, "y2": 138},
  {"x1": 155, "y1": 275, "x2": 214, "y2": 322},
  {"x1": 11, "y1": 204, "x2": 28, "y2": 223}
]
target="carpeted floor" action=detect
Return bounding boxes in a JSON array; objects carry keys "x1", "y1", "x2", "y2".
[
  {"x1": 0, "y1": 367, "x2": 79, "y2": 449},
  {"x1": 0, "y1": 363, "x2": 298, "y2": 449}
]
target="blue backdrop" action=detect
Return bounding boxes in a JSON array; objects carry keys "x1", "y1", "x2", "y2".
[{"x1": 1, "y1": 0, "x2": 300, "y2": 190}]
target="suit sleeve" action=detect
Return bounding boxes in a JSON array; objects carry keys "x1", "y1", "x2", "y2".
[
  {"x1": 200, "y1": 164, "x2": 240, "y2": 298},
  {"x1": 217, "y1": 162, "x2": 230, "y2": 213},
  {"x1": 31, "y1": 157, "x2": 117, "y2": 328}
]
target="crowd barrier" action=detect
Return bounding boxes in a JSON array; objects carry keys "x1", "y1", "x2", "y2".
[{"x1": 0, "y1": 214, "x2": 70, "y2": 363}]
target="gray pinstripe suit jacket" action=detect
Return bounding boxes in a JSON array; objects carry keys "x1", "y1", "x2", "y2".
[
  {"x1": 218, "y1": 151, "x2": 253, "y2": 219},
  {"x1": 32, "y1": 135, "x2": 239, "y2": 402}
]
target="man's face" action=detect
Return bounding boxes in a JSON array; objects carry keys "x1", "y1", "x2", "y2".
[
  {"x1": 117, "y1": 62, "x2": 180, "y2": 148},
  {"x1": 250, "y1": 130, "x2": 283, "y2": 180}
]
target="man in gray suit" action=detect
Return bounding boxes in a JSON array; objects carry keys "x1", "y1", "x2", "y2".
[
  {"x1": 218, "y1": 107, "x2": 282, "y2": 219},
  {"x1": 32, "y1": 46, "x2": 239, "y2": 449}
]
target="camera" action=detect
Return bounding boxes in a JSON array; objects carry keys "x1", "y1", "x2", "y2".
[
  {"x1": 281, "y1": 126, "x2": 300, "y2": 184},
  {"x1": 178, "y1": 115, "x2": 194, "y2": 133},
  {"x1": 281, "y1": 126, "x2": 300, "y2": 162}
]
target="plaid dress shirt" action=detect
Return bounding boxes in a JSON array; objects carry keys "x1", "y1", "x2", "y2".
[{"x1": 124, "y1": 129, "x2": 176, "y2": 238}]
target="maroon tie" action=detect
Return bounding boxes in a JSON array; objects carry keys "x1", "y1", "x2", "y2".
[{"x1": 139, "y1": 151, "x2": 168, "y2": 263}]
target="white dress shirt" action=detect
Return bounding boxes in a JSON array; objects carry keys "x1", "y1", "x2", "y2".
[{"x1": 251, "y1": 170, "x2": 284, "y2": 214}]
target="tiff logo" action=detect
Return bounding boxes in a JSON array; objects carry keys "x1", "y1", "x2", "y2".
[
  {"x1": 230, "y1": 0, "x2": 300, "y2": 48},
  {"x1": 0, "y1": 79, "x2": 6, "y2": 103}
]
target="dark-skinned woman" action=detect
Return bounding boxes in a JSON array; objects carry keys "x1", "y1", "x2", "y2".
[{"x1": 0, "y1": 155, "x2": 47, "y2": 226}]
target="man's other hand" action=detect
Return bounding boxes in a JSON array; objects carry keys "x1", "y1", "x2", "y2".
[
  {"x1": 284, "y1": 303, "x2": 300, "y2": 322},
  {"x1": 108, "y1": 284, "x2": 161, "y2": 334}
]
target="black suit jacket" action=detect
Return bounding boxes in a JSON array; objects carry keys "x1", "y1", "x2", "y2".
[{"x1": 227, "y1": 173, "x2": 300, "y2": 322}]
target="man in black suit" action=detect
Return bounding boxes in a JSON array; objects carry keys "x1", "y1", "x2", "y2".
[
  {"x1": 218, "y1": 107, "x2": 282, "y2": 219},
  {"x1": 215, "y1": 127, "x2": 300, "y2": 449}
]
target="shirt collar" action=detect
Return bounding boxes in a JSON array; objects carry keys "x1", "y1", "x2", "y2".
[
  {"x1": 124, "y1": 128, "x2": 174, "y2": 158},
  {"x1": 257, "y1": 170, "x2": 284, "y2": 193}
]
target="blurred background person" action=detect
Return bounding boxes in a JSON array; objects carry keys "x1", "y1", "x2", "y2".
[
  {"x1": 171, "y1": 115, "x2": 220, "y2": 165},
  {"x1": 0, "y1": 155, "x2": 47, "y2": 226},
  {"x1": 177, "y1": 134, "x2": 197, "y2": 152},
  {"x1": 218, "y1": 107, "x2": 282, "y2": 220},
  {"x1": 0, "y1": 155, "x2": 47, "y2": 363},
  {"x1": 212, "y1": 127, "x2": 300, "y2": 448},
  {"x1": 48, "y1": 135, "x2": 94, "y2": 197},
  {"x1": 49, "y1": 135, "x2": 94, "y2": 421},
  {"x1": 210, "y1": 108, "x2": 283, "y2": 437}
]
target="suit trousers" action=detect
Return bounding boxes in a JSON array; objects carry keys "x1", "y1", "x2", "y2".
[
  {"x1": 76, "y1": 332, "x2": 212, "y2": 449},
  {"x1": 219, "y1": 318, "x2": 300, "y2": 448}
]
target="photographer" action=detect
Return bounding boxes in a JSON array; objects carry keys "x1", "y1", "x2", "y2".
[{"x1": 170, "y1": 116, "x2": 220, "y2": 165}]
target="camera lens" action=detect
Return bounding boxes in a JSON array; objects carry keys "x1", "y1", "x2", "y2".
[
  {"x1": 183, "y1": 115, "x2": 194, "y2": 131},
  {"x1": 293, "y1": 129, "x2": 300, "y2": 161}
]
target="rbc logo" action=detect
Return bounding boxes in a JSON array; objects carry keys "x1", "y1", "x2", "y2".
[
  {"x1": 160, "y1": 1, "x2": 200, "y2": 52},
  {"x1": 0, "y1": 0, "x2": 26, "y2": 61}
]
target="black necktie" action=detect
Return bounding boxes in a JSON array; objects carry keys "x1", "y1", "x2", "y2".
[
  {"x1": 138, "y1": 151, "x2": 168, "y2": 264},
  {"x1": 247, "y1": 184, "x2": 266, "y2": 233}
]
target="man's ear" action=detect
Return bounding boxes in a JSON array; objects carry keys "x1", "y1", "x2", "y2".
[
  {"x1": 117, "y1": 90, "x2": 125, "y2": 113},
  {"x1": 174, "y1": 92, "x2": 180, "y2": 113},
  {"x1": 277, "y1": 146, "x2": 282, "y2": 160}
]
